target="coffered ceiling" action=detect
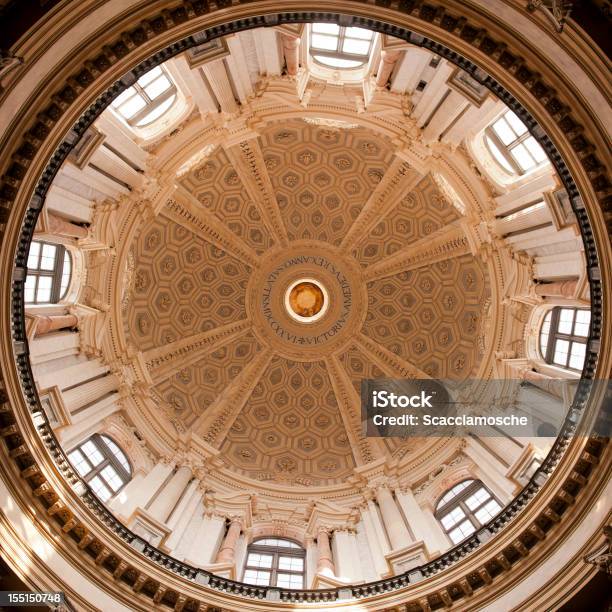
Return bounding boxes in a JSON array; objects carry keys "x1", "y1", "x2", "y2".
[{"x1": 124, "y1": 119, "x2": 490, "y2": 485}]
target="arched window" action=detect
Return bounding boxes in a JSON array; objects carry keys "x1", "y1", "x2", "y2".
[
  {"x1": 484, "y1": 110, "x2": 548, "y2": 175},
  {"x1": 25, "y1": 240, "x2": 72, "y2": 304},
  {"x1": 540, "y1": 307, "x2": 590, "y2": 371},
  {"x1": 68, "y1": 434, "x2": 132, "y2": 502},
  {"x1": 243, "y1": 538, "x2": 305, "y2": 588},
  {"x1": 309, "y1": 23, "x2": 375, "y2": 69},
  {"x1": 435, "y1": 479, "x2": 502, "y2": 545},
  {"x1": 111, "y1": 66, "x2": 177, "y2": 127}
]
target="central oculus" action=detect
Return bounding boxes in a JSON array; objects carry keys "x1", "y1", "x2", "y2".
[
  {"x1": 248, "y1": 243, "x2": 367, "y2": 360},
  {"x1": 284, "y1": 278, "x2": 328, "y2": 323}
]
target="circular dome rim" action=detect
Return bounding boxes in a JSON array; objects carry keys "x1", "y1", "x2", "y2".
[
  {"x1": 121, "y1": 117, "x2": 496, "y2": 489},
  {"x1": 0, "y1": 3, "x2": 608, "y2": 610}
]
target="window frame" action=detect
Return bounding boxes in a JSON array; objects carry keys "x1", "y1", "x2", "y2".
[
  {"x1": 112, "y1": 66, "x2": 177, "y2": 127},
  {"x1": 539, "y1": 306, "x2": 590, "y2": 371},
  {"x1": 243, "y1": 538, "x2": 306, "y2": 589},
  {"x1": 25, "y1": 240, "x2": 72, "y2": 304},
  {"x1": 68, "y1": 434, "x2": 132, "y2": 502},
  {"x1": 309, "y1": 24, "x2": 375, "y2": 70},
  {"x1": 434, "y1": 479, "x2": 502, "y2": 545},
  {"x1": 484, "y1": 111, "x2": 548, "y2": 176}
]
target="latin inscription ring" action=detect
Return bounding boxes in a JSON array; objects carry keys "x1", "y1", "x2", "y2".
[{"x1": 247, "y1": 241, "x2": 367, "y2": 361}]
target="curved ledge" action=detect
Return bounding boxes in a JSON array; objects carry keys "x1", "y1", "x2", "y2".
[{"x1": 0, "y1": 2, "x2": 609, "y2": 611}]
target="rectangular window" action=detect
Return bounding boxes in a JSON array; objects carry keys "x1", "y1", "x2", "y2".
[
  {"x1": 81, "y1": 440, "x2": 104, "y2": 466},
  {"x1": 449, "y1": 519, "x2": 476, "y2": 544},
  {"x1": 276, "y1": 573, "x2": 303, "y2": 588},
  {"x1": 246, "y1": 553, "x2": 273, "y2": 569},
  {"x1": 486, "y1": 110, "x2": 548, "y2": 175},
  {"x1": 243, "y1": 569, "x2": 271, "y2": 586},
  {"x1": 89, "y1": 476, "x2": 112, "y2": 502},
  {"x1": 553, "y1": 338, "x2": 570, "y2": 366},
  {"x1": 69, "y1": 450, "x2": 91, "y2": 477},
  {"x1": 100, "y1": 465, "x2": 123, "y2": 492},
  {"x1": 278, "y1": 556, "x2": 304, "y2": 571}
]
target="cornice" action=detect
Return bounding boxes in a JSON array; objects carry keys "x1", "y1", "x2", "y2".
[{"x1": 0, "y1": 1, "x2": 609, "y2": 610}]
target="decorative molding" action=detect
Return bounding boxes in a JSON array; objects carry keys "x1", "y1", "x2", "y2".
[
  {"x1": 0, "y1": 3, "x2": 607, "y2": 611},
  {"x1": 353, "y1": 334, "x2": 430, "y2": 380},
  {"x1": 324, "y1": 355, "x2": 385, "y2": 466},
  {"x1": 162, "y1": 189, "x2": 260, "y2": 268},
  {"x1": 195, "y1": 346, "x2": 273, "y2": 446},
  {"x1": 527, "y1": 0, "x2": 574, "y2": 33},
  {"x1": 142, "y1": 319, "x2": 252, "y2": 382},
  {"x1": 340, "y1": 159, "x2": 421, "y2": 255},
  {"x1": 363, "y1": 222, "x2": 470, "y2": 281},
  {"x1": 224, "y1": 138, "x2": 289, "y2": 247}
]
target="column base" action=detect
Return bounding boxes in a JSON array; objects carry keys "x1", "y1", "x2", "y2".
[
  {"x1": 128, "y1": 508, "x2": 171, "y2": 548},
  {"x1": 506, "y1": 443, "x2": 543, "y2": 492},
  {"x1": 311, "y1": 572, "x2": 355, "y2": 589},
  {"x1": 384, "y1": 540, "x2": 430, "y2": 576},
  {"x1": 184, "y1": 561, "x2": 235, "y2": 580}
]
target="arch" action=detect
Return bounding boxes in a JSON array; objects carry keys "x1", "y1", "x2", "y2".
[
  {"x1": 99, "y1": 434, "x2": 132, "y2": 476},
  {"x1": 434, "y1": 479, "x2": 502, "y2": 545},
  {"x1": 243, "y1": 537, "x2": 306, "y2": 588},
  {"x1": 67, "y1": 433, "x2": 132, "y2": 502},
  {"x1": 100, "y1": 414, "x2": 155, "y2": 476},
  {"x1": 24, "y1": 240, "x2": 72, "y2": 304},
  {"x1": 539, "y1": 306, "x2": 591, "y2": 371}
]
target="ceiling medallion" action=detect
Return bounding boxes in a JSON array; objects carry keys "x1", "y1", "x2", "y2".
[
  {"x1": 285, "y1": 278, "x2": 328, "y2": 323},
  {"x1": 248, "y1": 241, "x2": 367, "y2": 361}
]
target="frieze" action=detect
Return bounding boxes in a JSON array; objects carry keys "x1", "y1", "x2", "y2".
[
  {"x1": 0, "y1": 2, "x2": 606, "y2": 610},
  {"x1": 363, "y1": 225, "x2": 470, "y2": 281},
  {"x1": 143, "y1": 319, "x2": 251, "y2": 375},
  {"x1": 226, "y1": 139, "x2": 289, "y2": 247},
  {"x1": 163, "y1": 197, "x2": 259, "y2": 268}
]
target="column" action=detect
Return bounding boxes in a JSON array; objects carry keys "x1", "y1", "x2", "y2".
[
  {"x1": 366, "y1": 494, "x2": 391, "y2": 555},
  {"x1": 184, "y1": 511, "x2": 226, "y2": 566},
  {"x1": 167, "y1": 479, "x2": 199, "y2": 530},
  {"x1": 304, "y1": 536, "x2": 318, "y2": 588},
  {"x1": 29, "y1": 331, "x2": 80, "y2": 364},
  {"x1": 534, "y1": 279, "x2": 578, "y2": 298},
  {"x1": 375, "y1": 485, "x2": 412, "y2": 551},
  {"x1": 215, "y1": 517, "x2": 243, "y2": 564},
  {"x1": 31, "y1": 313, "x2": 78, "y2": 336},
  {"x1": 58, "y1": 393, "x2": 120, "y2": 448},
  {"x1": 355, "y1": 520, "x2": 379, "y2": 582},
  {"x1": 333, "y1": 529, "x2": 363, "y2": 583},
  {"x1": 201, "y1": 60, "x2": 238, "y2": 113},
  {"x1": 359, "y1": 505, "x2": 388, "y2": 577},
  {"x1": 36, "y1": 357, "x2": 107, "y2": 392},
  {"x1": 109, "y1": 461, "x2": 173, "y2": 520},
  {"x1": 476, "y1": 431, "x2": 523, "y2": 468},
  {"x1": 316, "y1": 527, "x2": 335, "y2": 576},
  {"x1": 164, "y1": 480, "x2": 202, "y2": 552},
  {"x1": 464, "y1": 437, "x2": 514, "y2": 503},
  {"x1": 46, "y1": 211, "x2": 88, "y2": 239},
  {"x1": 390, "y1": 47, "x2": 430, "y2": 93},
  {"x1": 62, "y1": 374, "x2": 119, "y2": 413},
  {"x1": 147, "y1": 465, "x2": 192, "y2": 524},
  {"x1": 375, "y1": 50, "x2": 402, "y2": 87},
  {"x1": 395, "y1": 487, "x2": 449, "y2": 554},
  {"x1": 281, "y1": 34, "x2": 300, "y2": 76},
  {"x1": 522, "y1": 368, "x2": 565, "y2": 399},
  {"x1": 422, "y1": 90, "x2": 469, "y2": 142}
]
